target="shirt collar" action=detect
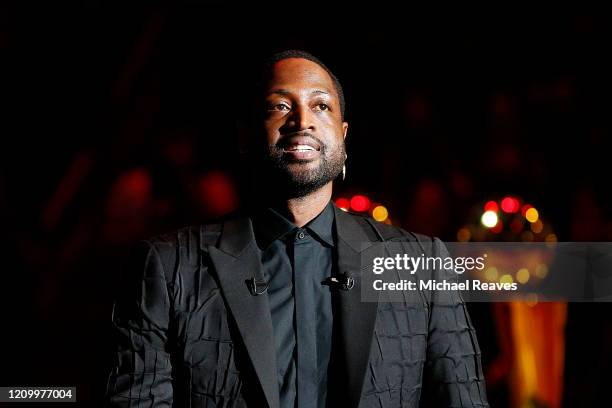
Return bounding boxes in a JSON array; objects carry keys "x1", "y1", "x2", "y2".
[
  {"x1": 252, "y1": 201, "x2": 335, "y2": 249},
  {"x1": 303, "y1": 201, "x2": 335, "y2": 247}
]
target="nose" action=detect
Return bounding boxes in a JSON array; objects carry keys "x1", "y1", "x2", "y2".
[{"x1": 286, "y1": 104, "x2": 315, "y2": 131}]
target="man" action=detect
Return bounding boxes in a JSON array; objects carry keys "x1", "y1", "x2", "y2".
[{"x1": 105, "y1": 50, "x2": 489, "y2": 407}]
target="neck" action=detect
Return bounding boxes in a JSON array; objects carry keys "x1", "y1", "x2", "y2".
[
  {"x1": 266, "y1": 183, "x2": 333, "y2": 227},
  {"x1": 285, "y1": 184, "x2": 333, "y2": 227}
]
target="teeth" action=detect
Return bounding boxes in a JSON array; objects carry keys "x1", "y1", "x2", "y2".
[{"x1": 287, "y1": 144, "x2": 315, "y2": 152}]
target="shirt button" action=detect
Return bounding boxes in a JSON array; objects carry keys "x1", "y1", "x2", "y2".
[{"x1": 297, "y1": 231, "x2": 306, "y2": 240}]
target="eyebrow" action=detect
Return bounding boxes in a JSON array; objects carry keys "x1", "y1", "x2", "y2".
[{"x1": 268, "y1": 89, "x2": 330, "y2": 96}]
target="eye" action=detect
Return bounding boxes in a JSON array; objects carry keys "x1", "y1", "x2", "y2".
[
  {"x1": 269, "y1": 103, "x2": 290, "y2": 112},
  {"x1": 314, "y1": 103, "x2": 330, "y2": 111}
]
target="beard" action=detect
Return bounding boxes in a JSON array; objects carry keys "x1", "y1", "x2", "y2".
[{"x1": 255, "y1": 135, "x2": 346, "y2": 199}]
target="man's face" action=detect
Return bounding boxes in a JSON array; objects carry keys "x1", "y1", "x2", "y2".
[{"x1": 255, "y1": 58, "x2": 348, "y2": 198}]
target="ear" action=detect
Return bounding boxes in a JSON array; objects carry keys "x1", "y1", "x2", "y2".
[{"x1": 342, "y1": 121, "x2": 349, "y2": 140}]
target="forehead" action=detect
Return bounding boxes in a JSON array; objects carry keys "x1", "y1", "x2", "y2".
[{"x1": 266, "y1": 58, "x2": 335, "y2": 94}]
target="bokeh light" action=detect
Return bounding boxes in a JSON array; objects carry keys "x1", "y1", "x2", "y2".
[
  {"x1": 485, "y1": 266, "x2": 499, "y2": 281},
  {"x1": 335, "y1": 198, "x2": 350, "y2": 211},
  {"x1": 350, "y1": 195, "x2": 370, "y2": 212},
  {"x1": 516, "y1": 268, "x2": 530, "y2": 284},
  {"x1": 372, "y1": 205, "x2": 389, "y2": 222},
  {"x1": 484, "y1": 200, "x2": 499, "y2": 213},
  {"x1": 531, "y1": 219, "x2": 544, "y2": 234},
  {"x1": 535, "y1": 264, "x2": 549, "y2": 279},
  {"x1": 481, "y1": 210, "x2": 498, "y2": 228},
  {"x1": 545, "y1": 233, "x2": 558, "y2": 242},
  {"x1": 491, "y1": 220, "x2": 504, "y2": 234},
  {"x1": 521, "y1": 204, "x2": 533, "y2": 217},
  {"x1": 501, "y1": 196, "x2": 520, "y2": 213},
  {"x1": 457, "y1": 227, "x2": 471, "y2": 242},
  {"x1": 525, "y1": 207, "x2": 539, "y2": 223}
]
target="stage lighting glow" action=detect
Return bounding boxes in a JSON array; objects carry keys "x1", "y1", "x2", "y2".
[
  {"x1": 350, "y1": 195, "x2": 370, "y2": 212},
  {"x1": 521, "y1": 231, "x2": 534, "y2": 242},
  {"x1": 525, "y1": 207, "x2": 539, "y2": 223},
  {"x1": 481, "y1": 210, "x2": 498, "y2": 228},
  {"x1": 457, "y1": 227, "x2": 471, "y2": 242},
  {"x1": 535, "y1": 264, "x2": 548, "y2": 279},
  {"x1": 516, "y1": 268, "x2": 530, "y2": 284},
  {"x1": 501, "y1": 196, "x2": 520, "y2": 213},
  {"x1": 491, "y1": 220, "x2": 504, "y2": 234},
  {"x1": 545, "y1": 233, "x2": 557, "y2": 242},
  {"x1": 526, "y1": 293, "x2": 539, "y2": 307},
  {"x1": 372, "y1": 205, "x2": 388, "y2": 222},
  {"x1": 485, "y1": 267, "x2": 499, "y2": 281},
  {"x1": 484, "y1": 200, "x2": 499, "y2": 213},
  {"x1": 531, "y1": 219, "x2": 544, "y2": 234},
  {"x1": 335, "y1": 198, "x2": 350, "y2": 211}
]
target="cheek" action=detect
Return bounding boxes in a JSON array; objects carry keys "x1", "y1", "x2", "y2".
[
  {"x1": 263, "y1": 121, "x2": 281, "y2": 144},
  {"x1": 319, "y1": 114, "x2": 345, "y2": 135},
  {"x1": 324, "y1": 132, "x2": 345, "y2": 155}
]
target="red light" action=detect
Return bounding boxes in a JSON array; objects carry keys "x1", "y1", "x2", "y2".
[
  {"x1": 491, "y1": 219, "x2": 504, "y2": 234},
  {"x1": 501, "y1": 196, "x2": 520, "y2": 213},
  {"x1": 350, "y1": 195, "x2": 370, "y2": 212},
  {"x1": 198, "y1": 171, "x2": 238, "y2": 217},
  {"x1": 335, "y1": 198, "x2": 350, "y2": 211},
  {"x1": 521, "y1": 204, "x2": 533, "y2": 217},
  {"x1": 484, "y1": 200, "x2": 499, "y2": 213}
]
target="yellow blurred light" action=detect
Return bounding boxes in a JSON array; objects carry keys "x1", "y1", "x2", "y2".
[
  {"x1": 516, "y1": 268, "x2": 530, "y2": 284},
  {"x1": 372, "y1": 205, "x2": 389, "y2": 222},
  {"x1": 535, "y1": 264, "x2": 548, "y2": 279},
  {"x1": 457, "y1": 227, "x2": 471, "y2": 242},
  {"x1": 500, "y1": 274, "x2": 514, "y2": 284},
  {"x1": 525, "y1": 207, "x2": 539, "y2": 223},
  {"x1": 485, "y1": 266, "x2": 498, "y2": 281},
  {"x1": 481, "y1": 210, "x2": 498, "y2": 228},
  {"x1": 530, "y1": 219, "x2": 544, "y2": 234}
]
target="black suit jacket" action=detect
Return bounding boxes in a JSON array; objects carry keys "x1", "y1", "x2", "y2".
[{"x1": 105, "y1": 204, "x2": 489, "y2": 407}]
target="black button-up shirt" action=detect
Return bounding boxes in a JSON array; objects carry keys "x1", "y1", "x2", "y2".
[{"x1": 252, "y1": 202, "x2": 335, "y2": 408}]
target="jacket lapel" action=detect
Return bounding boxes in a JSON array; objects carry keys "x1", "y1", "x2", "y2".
[
  {"x1": 206, "y1": 207, "x2": 382, "y2": 408},
  {"x1": 207, "y1": 217, "x2": 280, "y2": 408},
  {"x1": 332, "y1": 206, "x2": 382, "y2": 408}
]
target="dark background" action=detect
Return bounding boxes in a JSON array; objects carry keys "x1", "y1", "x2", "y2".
[{"x1": 2, "y1": 4, "x2": 611, "y2": 407}]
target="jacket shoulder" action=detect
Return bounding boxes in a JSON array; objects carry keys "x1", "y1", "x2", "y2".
[{"x1": 342, "y1": 210, "x2": 433, "y2": 244}]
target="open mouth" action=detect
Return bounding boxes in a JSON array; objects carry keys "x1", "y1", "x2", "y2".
[
  {"x1": 278, "y1": 135, "x2": 322, "y2": 160},
  {"x1": 283, "y1": 144, "x2": 319, "y2": 152}
]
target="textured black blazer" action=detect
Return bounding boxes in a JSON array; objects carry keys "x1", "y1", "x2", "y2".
[{"x1": 105, "y1": 204, "x2": 489, "y2": 407}]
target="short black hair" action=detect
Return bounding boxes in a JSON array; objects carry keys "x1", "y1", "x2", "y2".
[{"x1": 257, "y1": 49, "x2": 346, "y2": 119}]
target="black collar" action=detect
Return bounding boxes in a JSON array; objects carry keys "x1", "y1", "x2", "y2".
[{"x1": 251, "y1": 201, "x2": 335, "y2": 249}]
